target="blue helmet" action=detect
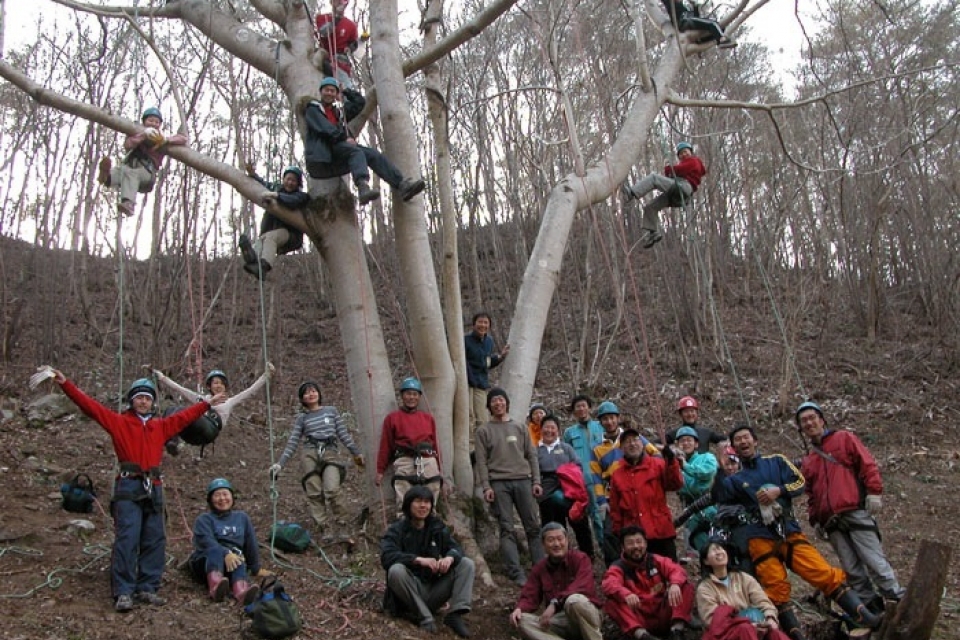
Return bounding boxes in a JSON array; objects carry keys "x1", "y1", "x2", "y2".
[
  {"x1": 319, "y1": 77, "x2": 340, "y2": 91},
  {"x1": 676, "y1": 426, "x2": 699, "y2": 441},
  {"x1": 400, "y1": 377, "x2": 423, "y2": 394},
  {"x1": 596, "y1": 401, "x2": 620, "y2": 418},
  {"x1": 676, "y1": 141, "x2": 693, "y2": 154},
  {"x1": 127, "y1": 378, "x2": 157, "y2": 402},
  {"x1": 206, "y1": 478, "x2": 234, "y2": 497},
  {"x1": 141, "y1": 107, "x2": 163, "y2": 123},
  {"x1": 795, "y1": 401, "x2": 824, "y2": 425},
  {"x1": 205, "y1": 369, "x2": 228, "y2": 389}
]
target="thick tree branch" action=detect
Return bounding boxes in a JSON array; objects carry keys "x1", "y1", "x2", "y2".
[{"x1": 0, "y1": 58, "x2": 307, "y2": 233}]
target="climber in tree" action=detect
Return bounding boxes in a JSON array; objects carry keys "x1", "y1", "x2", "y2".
[
  {"x1": 661, "y1": 0, "x2": 737, "y2": 50},
  {"x1": 239, "y1": 165, "x2": 310, "y2": 280}
]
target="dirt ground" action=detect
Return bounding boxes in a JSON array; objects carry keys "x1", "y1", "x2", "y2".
[{"x1": 0, "y1": 237, "x2": 958, "y2": 640}]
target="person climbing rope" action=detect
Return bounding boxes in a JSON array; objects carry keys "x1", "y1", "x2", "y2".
[
  {"x1": 96, "y1": 107, "x2": 188, "y2": 218},
  {"x1": 300, "y1": 77, "x2": 426, "y2": 206},
  {"x1": 239, "y1": 164, "x2": 310, "y2": 280},
  {"x1": 315, "y1": 0, "x2": 360, "y2": 89},
  {"x1": 46, "y1": 370, "x2": 221, "y2": 612},
  {"x1": 269, "y1": 381, "x2": 364, "y2": 535},
  {"x1": 621, "y1": 141, "x2": 706, "y2": 249},
  {"x1": 153, "y1": 364, "x2": 273, "y2": 455},
  {"x1": 661, "y1": 0, "x2": 737, "y2": 49}
]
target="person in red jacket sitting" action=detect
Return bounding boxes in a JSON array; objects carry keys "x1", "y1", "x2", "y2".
[
  {"x1": 50, "y1": 370, "x2": 221, "y2": 613},
  {"x1": 602, "y1": 525, "x2": 695, "y2": 640},
  {"x1": 621, "y1": 141, "x2": 707, "y2": 249}
]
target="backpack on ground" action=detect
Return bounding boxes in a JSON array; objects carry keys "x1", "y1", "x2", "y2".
[
  {"x1": 245, "y1": 577, "x2": 303, "y2": 639},
  {"x1": 60, "y1": 473, "x2": 96, "y2": 513},
  {"x1": 269, "y1": 521, "x2": 312, "y2": 553}
]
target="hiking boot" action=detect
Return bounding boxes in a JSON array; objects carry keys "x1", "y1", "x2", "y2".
[
  {"x1": 238, "y1": 233, "x2": 259, "y2": 264},
  {"x1": 419, "y1": 619, "x2": 438, "y2": 633},
  {"x1": 243, "y1": 259, "x2": 272, "y2": 280},
  {"x1": 356, "y1": 180, "x2": 380, "y2": 205},
  {"x1": 115, "y1": 594, "x2": 134, "y2": 612},
  {"x1": 117, "y1": 199, "x2": 135, "y2": 217},
  {"x1": 397, "y1": 177, "x2": 426, "y2": 201},
  {"x1": 621, "y1": 183, "x2": 637, "y2": 202},
  {"x1": 832, "y1": 585, "x2": 882, "y2": 630},
  {"x1": 134, "y1": 591, "x2": 166, "y2": 606},
  {"x1": 97, "y1": 157, "x2": 112, "y2": 186},
  {"x1": 641, "y1": 229, "x2": 663, "y2": 249},
  {"x1": 444, "y1": 612, "x2": 471, "y2": 638}
]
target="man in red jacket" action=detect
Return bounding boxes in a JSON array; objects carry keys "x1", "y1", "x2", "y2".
[
  {"x1": 608, "y1": 427, "x2": 683, "y2": 560},
  {"x1": 602, "y1": 526, "x2": 694, "y2": 640},
  {"x1": 621, "y1": 141, "x2": 707, "y2": 249},
  {"x1": 51, "y1": 370, "x2": 220, "y2": 612},
  {"x1": 798, "y1": 401, "x2": 904, "y2": 613},
  {"x1": 509, "y1": 523, "x2": 602, "y2": 640}
]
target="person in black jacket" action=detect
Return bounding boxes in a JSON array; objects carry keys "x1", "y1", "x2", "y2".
[
  {"x1": 301, "y1": 77, "x2": 425, "y2": 205},
  {"x1": 661, "y1": 0, "x2": 737, "y2": 49},
  {"x1": 239, "y1": 164, "x2": 310, "y2": 279},
  {"x1": 380, "y1": 486, "x2": 474, "y2": 637}
]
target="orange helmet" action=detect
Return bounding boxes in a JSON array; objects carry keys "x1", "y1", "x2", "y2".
[{"x1": 677, "y1": 396, "x2": 699, "y2": 412}]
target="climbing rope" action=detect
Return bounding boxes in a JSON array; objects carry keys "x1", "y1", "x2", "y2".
[{"x1": 0, "y1": 544, "x2": 111, "y2": 599}]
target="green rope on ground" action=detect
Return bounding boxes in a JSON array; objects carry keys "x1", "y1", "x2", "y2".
[{"x1": 0, "y1": 544, "x2": 111, "y2": 599}]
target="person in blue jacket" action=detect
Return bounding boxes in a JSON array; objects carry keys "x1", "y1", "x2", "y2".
[
  {"x1": 239, "y1": 164, "x2": 310, "y2": 279},
  {"x1": 674, "y1": 426, "x2": 717, "y2": 554},
  {"x1": 189, "y1": 478, "x2": 269, "y2": 605},
  {"x1": 464, "y1": 311, "x2": 510, "y2": 437}
]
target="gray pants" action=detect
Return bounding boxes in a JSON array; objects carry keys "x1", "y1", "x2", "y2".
[
  {"x1": 255, "y1": 228, "x2": 290, "y2": 267},
  {"x1": 386, "y1": 558, "x2": 475, "y2": 623},
  {"x1": 518, "y1": 593, "x2": 602, "y2": 640},
  {"x1": 627, "y1": 174, "x2": 692, "y2": 231},
  {"x1": 492, "y1": 478, "x2": 544, "y2": 580},
  {"x1": 111, "y1": 162, "x2": 155, "y2": 207},
  {"x1": 828, "y1": 509, "x2": 904, "y2": 602}
]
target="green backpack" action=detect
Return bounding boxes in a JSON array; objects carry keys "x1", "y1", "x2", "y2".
[
  {"x1": 246, "y1": 578, "x2": 303, "y2": 639},
  {"x1": 269, "y1": 521, "x2": 311, "y2": 553}
]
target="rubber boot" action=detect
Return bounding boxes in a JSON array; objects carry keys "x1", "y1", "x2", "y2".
[
  {"x1": 232, "y1": 580, "x2": 260, "y2": 606},
  {"x1": 831, "y1": 585, "x2": 882, "y2": 630},
  {"x1": 777, "y1": 604, "x2": 806, "y2": 640},
  {"x1": 356, "y1": 180, "x2": 380, "y2": 205},
  {"x1": 206, "y1": 571, "x2": 229, "y2": 602}
]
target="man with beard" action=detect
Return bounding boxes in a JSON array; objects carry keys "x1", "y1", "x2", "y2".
[
  {"x1": 602, "y1": 525, "x2": 695, "y2": 640},
  {"x1": 509, "y1": 523, "x2": 602, "y2": 640}
]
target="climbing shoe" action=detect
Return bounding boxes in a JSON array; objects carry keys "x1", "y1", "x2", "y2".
[
  {"x1": 621, "y1": 183, "x2": 637, "y2": 201},
  {"x1": 356, "y1": 180, "x2": 380, "y2": 205},
  {"x1": 97, "y1": 157, "x2": 112, "y2": 186},
  {"x1": 117, "y1": 199, "x2": 135, "y2": 217},
  {"x1": 641, "y1": 229, "x2": 663, "y2": 249},
  {"x1": 398, "y1": 177, "x2": 426, "y2": 201},
  {"x1": 243, "y1": 259, "x2": 272, "y2": 280},
  {"x1": 115, "y1": 594, "x2": 134, "y2": 612},
  {"x1": 717, "y1": 36, "x2": 738, "y2": 49},
  {"x1": 238, "y1": 234, "x2": 258, "y2": 264},
  {"x1": 133, "y1": 591, "x2": 166, "y2": 606}
]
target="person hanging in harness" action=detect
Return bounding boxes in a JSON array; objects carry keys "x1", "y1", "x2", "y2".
[
  {"x1": 153, "y1": 364, "x2": 273, "y2": 456},
  {"x1": 269, "y1": 381, "x2": 364, "y2": 534},
  {"x1": 190, "y1": 478, "x2": 272, "y2": 606},
  {"x1": 620, "y1": 141, "x2": 706, "y2": 249},
  {"x1": 300, "y1": 77, "x2": 426, "y2": 206},
  {"x1": 47, "y1": 370, "x2": 221, "y2": 612},
  {"x1": 712, "y1": 424, "x2": 883, "y2": 640},
  {"x1": 375, "y1": 377, "x2": 445, "y2": 515},
  {"x1": 96, "y1": 107, "x2": 189, "y2": 218},
  {"x1": 797, "y1": 401, "x2": 904, "y2": 615},
  {"x1": 660, "y1": 0, "x2": 737, "y2": 49},
  {"x1": 315, "y1": 0, "x2": 361, "y2": 89},
  {"x1": 238, "y1": 164, "x2": 310, "y2": 280}
]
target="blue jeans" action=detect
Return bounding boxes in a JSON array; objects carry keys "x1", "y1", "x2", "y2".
[{"x1": 110, "y1": 478, "x2": 165, "y2": 597}]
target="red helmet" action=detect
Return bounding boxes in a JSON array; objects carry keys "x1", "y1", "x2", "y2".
[{"x1": 677, "y1": 396, "x2": 699, "y2": 412}]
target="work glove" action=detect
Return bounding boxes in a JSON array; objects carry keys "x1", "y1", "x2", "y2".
[
  {"x1": 269, "y1": 463, "x2": 281, "y2": 479},
  {"x1": 759, "y1": 501, "x2": 782, "y2": 526},
  {"x1": 865, "y1": 494, "x2": 882, "y2": 515},
  {"x1": 353, "y1": 455, "x2": 365, "y2": 468},
  {"x1": 143, "y1": 127, "x2": 165, "y2": 146},
  {"x1": 255, "y1": 568, "x2": 275, "y2": 577},
  {"x1": 224, "y1": 552, "x2": 243, "y2": 572}
]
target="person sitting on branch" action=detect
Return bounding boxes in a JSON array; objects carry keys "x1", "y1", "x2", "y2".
[
  {"x1": 301, "y1": 77, "x2": 425, "y2": 206},
  {"x1": 621, "y1": 141, "x2": 706, "y2": 249},
  {"x1": 661, "y1": 0, "x2": 737, "y2": 49},
  {"x1": 239, "y1": 164, "x2": 310, "y2": 280},
  {"x1": 315, "y1": 0, "x2": 361, "y2": 89},
  {"x1": 96, "y1": 107, "x2": 188, "y2": 218}
]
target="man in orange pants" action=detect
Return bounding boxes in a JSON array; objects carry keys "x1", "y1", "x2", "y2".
[{"x1": 712, "y1": 424, "x2": 882, "y2": 640}]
